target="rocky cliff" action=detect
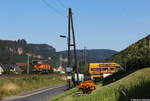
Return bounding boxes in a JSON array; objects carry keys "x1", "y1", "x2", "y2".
[{"x1": 0, "y1": 39, "x2": 56, "y2": 64}]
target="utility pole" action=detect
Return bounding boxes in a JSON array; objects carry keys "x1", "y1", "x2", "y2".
[
  {"x1": 147, "y1": 35, "x2": 150, "y2": 48},
  {"x1": 67, "y1": 8, "x2": 79, "y2": 85},
  {"x1": 84, "y1": 46, "x2": 87, "y2": 64},
  {"x1": 27, "y1": 54, "x2": 30, "y2": 74},
  {"x1": 68, "y1": 8, "x2": 71, "y2": 68},
  {"x1": 84, "y1": 46, "x2": 87, "y2": 70},
  {"x1": 59, "y1": 54, "x2": 63, "y2": 68}
]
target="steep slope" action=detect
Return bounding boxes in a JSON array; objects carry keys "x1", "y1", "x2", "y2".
[
  {"x1": 50, "y1": 68, "x2": 150, "y2": 101},
  {"x1": 108, "y1": 34, "x2": 150, "y2": 71}
]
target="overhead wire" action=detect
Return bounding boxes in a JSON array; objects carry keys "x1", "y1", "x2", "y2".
[
  {"x1": 55, "y1": 0, "x2": 68, "y2": 10},
  {"x1": 41, "y1": 0, "x2": 66, "y2": 17},
  {"x1": 72, "y1": 12, "x2": 83, "y2": 50}
]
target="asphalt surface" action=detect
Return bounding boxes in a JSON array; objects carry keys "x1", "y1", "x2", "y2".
[{"x1": 1, "y1": 85, "x2": 68, "y2": 101}]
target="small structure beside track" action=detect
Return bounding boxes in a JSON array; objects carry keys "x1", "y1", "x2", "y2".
[{"x1": 77, "y1": 80, "x2": 96, "y2": 94}]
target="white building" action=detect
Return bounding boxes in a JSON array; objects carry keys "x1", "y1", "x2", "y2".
[
  {"x1": 56, "y1": 54, "x2": 65, "y2": 74},
  {"x1": 57, "y1": 66, "x2": 65, "y2": 74},
  {"x1": 0, "y1": 66, "x2": 4, "y2": 75}
]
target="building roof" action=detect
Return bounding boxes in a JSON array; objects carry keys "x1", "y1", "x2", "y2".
[{"x1": 16, "y1": 63, "x2": 27, "y2": 66}]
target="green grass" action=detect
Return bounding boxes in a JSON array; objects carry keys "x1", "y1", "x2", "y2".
[
  {"x1": 0, "y1": 74, "x2": 65, "y2": 98},
  {"x1": 49, "y1": 68, "x2": 150, "y2": 101}
]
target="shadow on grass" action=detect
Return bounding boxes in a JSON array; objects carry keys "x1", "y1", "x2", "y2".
[
  {"x1": 102, "y1": 71, "x2": 127, "y2": 86},
  {"x1": 117, "y1": 81, "x2": 150, "y2": 101}
]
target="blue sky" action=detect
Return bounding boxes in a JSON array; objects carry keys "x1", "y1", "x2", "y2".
[{"x1": 0, "y1": 0, "x2": 150, "y2": 52}]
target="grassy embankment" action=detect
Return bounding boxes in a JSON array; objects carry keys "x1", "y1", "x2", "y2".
[
  {"x1": 0, "y1": 74, "x2": 66, "y2": 99},
  {"x1": 49, "y1": 68, "x2": 150, "y2": 101}
]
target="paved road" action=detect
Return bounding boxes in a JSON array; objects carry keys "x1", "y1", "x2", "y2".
[{"x1": 1, "y1": 85, "x2": 68, "y2": 101}]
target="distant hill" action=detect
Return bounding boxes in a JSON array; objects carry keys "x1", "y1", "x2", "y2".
[
  {"x1": 59, "y1": 49, "x2": 118, "y2": 63},
  {"x1": 84, "y1": 49, "x2": 117, "y2": 62},
  {"x1": 0, "y1": 39, "x2": 56, "y2": 64},
  {"x1": 0, "y1": 39, "x2": 117, "y2": 68},
  {"x1": 108, "y1": 34, "x2": 150, "y2": 71}
]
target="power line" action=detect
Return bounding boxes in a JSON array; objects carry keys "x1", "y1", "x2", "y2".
[
  {"x1": 74, "y1": 14, "x2": 78, "y2": 35},
  {"x1": 41, "y1": 0, "x2": 65, "y2": 17},
  {"x1": 73, "y1": 13, "x2": 82, "y2": 48},
  {"x1": 56, "y1": 0, "x2": 68, "y2": 10},
  {"x1": 74, "y1": 11, "x2": 86, "y2": 51}
]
